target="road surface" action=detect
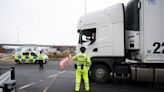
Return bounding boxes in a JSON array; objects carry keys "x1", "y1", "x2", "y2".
[{"x1": 0, "y1": 60, "x2": 164, "y2": 92}]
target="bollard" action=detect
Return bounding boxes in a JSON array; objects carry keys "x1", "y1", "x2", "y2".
[
  {"x1": 11, "y1": 67, "x2": 15, "y2": 80},
  {"x1": 3, "y1": 84, "x2": 8, "y2": 92},
  {"x1": 3, "y1": 80, "x2": 16, "y2": 92}
]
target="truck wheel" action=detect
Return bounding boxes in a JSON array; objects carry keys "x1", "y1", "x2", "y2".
[
  {"x1": 91, "y1": 64, "x2": 110, "y2": 83},
  {"x1": 18, "y1": 61, "x2": 21, "y2": 64}
]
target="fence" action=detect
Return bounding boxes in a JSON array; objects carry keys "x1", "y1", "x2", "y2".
[{"x1": 0, "y1": 67, "x2": 15, "y2": 92}]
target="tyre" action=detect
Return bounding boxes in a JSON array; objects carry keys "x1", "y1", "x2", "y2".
[
  {"x1": 18, "y1": 61, "x2": 21, "y2": 64},
  {"x1": 15, "y1": 60, "x2": 21, "y2": 64},
  {"x1": 91, "y1": 64, "x2": 110, "y2": 83}
]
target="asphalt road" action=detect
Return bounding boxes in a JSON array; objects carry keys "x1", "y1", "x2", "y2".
[{"x1": 0, "y1": 60, "x2": 164, "y2": 92}]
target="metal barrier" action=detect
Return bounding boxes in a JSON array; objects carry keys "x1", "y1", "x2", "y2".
[
  {"x1": 0, "y1": 67, "x2": 16, "y2": 92},
  {"x1": 0, "y1": 68, "x2": 10, "y2": 76}
]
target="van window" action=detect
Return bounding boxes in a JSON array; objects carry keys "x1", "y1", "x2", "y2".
[
  {"x1": 31, "y1": 52, "x2": 37, "y2": 56},
  {"x1": 23, "y1": 52, "x2": 29, "y2": 55}
]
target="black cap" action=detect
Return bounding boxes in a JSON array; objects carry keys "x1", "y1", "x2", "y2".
[{"x1": 80, "y1": 47, "x2": 86, "y2": 53}]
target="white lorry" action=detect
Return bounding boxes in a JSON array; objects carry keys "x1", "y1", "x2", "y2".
[{"x1": 77, "y1": 0, "x2": 164, "y2": 83}]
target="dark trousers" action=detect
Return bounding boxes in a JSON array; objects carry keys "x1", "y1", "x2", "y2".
[{"x1": 39, "y1": 60, "x2": 44, "y2": 70}]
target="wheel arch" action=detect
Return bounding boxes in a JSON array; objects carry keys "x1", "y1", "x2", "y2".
[{"x1": 90, "y1": 57, "x2": 114, "y2": 72}]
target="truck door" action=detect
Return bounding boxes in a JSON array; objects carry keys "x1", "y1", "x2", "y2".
[{"x1": 78, "y1": 28, "x2": 98, "y2": 57}]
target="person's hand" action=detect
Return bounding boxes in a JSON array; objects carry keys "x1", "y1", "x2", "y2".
[{"x1": 69, "y1": 54, "x2": 72, "y2": 59}]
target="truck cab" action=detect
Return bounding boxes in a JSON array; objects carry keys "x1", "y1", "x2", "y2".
[{"x1": 77, "y1": 0, "x2": 164, "y2": 83}]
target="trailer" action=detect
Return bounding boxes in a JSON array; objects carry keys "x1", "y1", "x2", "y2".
[{"x1": 76, "y1": 0, "x2": 164, "y2": 83}]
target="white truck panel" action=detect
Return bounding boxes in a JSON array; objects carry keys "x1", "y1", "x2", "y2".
[
  {"x1": 142, "y1": 0, "x2": 164, "y2": 63},
  {"x1": 97, "y1": 4, "x2": 124, "y2": 56},
  {"x1": 105, "y1": 3, "x2": 124, "y2": 24},
  {"x1": 112, "y1": 23, "x2": 124, "y2": 56},
  {"x1": 77, "y1": 10, "x2": 111, "y2": 30},
  {"x1": 97, "y1": 25, "x2": 113, "y2": 56}
]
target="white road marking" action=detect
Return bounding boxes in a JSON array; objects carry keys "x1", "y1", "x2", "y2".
[
  {"x1": 43, "y1": 71, "x2": 66, "y2": 92},
  {"x1": 43, "y1": 75, "x2": 57, "y2": 92},
  {"x1": 47, "y1": 74, "x2": 56, "y2": 79},
  {"x1": 59, "y1": 71, "x2": 66, "y2": 74},
  {"x1": 46, "y1": 71, "x2": 66, "y2": 79},
  {"x1": 18, "y1": 70, "x2": 66, "y2": 90},
  {"x1": 43, "y1": 87, "x2": 49, "y2": 92},
  {"x1": 39, "y1": 80, "x2": 43, "y2": 82},
  {"x1": 19, "y1": 82, "x2": 37, "y2": 89}
]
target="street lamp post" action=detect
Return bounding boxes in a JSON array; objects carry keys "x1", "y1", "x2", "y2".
[
  {"x1": 84, "y1": 0, "x2": 87, "y2": 15},
  {"x1": 16, "y1": 25, "x2": 20, "y2": 44}
]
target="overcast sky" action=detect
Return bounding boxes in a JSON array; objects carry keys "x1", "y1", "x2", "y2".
[{"x1": 0, "y1": 0, "x2": 129, "y2": 45}]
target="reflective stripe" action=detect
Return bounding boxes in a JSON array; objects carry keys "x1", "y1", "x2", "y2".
[
  {"x1": 75, "y1": 83, "x2": 80, "y2": 91},
  {"x1": 79, "y1": 55, "x2": 85, "y2": 58},
  {"x1": 76, "y1": 62, "x2": 90, "y2": 66},
  {"x1": 85, "y1": 83, "x2": 89, "y2": 87},
  {"x1": 75, "y1": 83, "x2": 80, "y2": 87},
  {"x1": 85, "y1": 83, "x2": 90, "y2": 91},
  {"x1": 73, "y1": 52, "x2": 91, "y2": 66}
]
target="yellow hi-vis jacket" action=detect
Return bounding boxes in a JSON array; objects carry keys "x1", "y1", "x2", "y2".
[
  {"x1": 72, "y1": 52, "x2": 91, "y2": 66},
  {"x1": 38, "y1": 53, "x2": 44, "y2": 60}
]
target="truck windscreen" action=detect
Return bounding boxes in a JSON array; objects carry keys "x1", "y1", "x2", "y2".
[{"x1": 79, "y1": 28, "x2": 96, "y2": 45}]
